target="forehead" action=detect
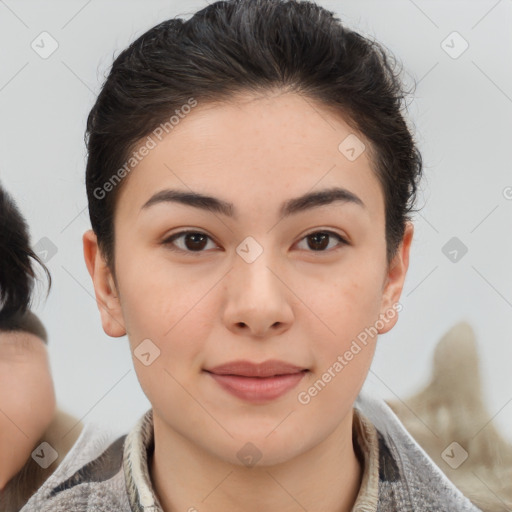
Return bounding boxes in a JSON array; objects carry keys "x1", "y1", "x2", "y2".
[{"x1": 115, "y1": 91, "x2": 384, "y2": 223}]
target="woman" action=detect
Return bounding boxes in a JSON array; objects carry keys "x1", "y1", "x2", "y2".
[
  {"x1": 0, "y1": 183, "x2": 83, "y2": 511},
  {"x1": 21, "y1": 0, "x2": 483, "y2": 510}
]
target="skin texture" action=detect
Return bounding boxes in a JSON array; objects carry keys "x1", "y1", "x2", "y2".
[
  {"x1": 0, "y1": 331, "x2": 56, "y2": 490},
  {"x1": 84, "y1": 91, "x2": 413, "y2": 512}
]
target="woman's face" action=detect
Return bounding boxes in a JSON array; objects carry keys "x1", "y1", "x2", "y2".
[
  {"x1": 84, "y1": 91, "x2": 412, "y2": 466},
  {"x1": 0, "y1": 331, "x2": 56, "y2": 489}
]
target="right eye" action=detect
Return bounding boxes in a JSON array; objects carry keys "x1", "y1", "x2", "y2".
[{"x1": 162, "y1": 230, "x2": 220, "y2": 254}]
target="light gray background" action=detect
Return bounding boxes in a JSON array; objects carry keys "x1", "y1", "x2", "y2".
[{"x1": 1, "y1": 0, "x2": 511, "y2": 442}]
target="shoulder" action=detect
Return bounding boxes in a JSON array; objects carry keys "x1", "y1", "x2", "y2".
[
  {"x1": 355, "y1": 389, "x2": 483, "y2": 511},
  {"x1": 45, "y1": 408, "x2": 85, "y2": 467},
  {"x1": 20, "y1": 421, "x2": 130, "y2": 512},
  {"x1": 0, "y1": 408, "x2": 85, "y2": 512}
]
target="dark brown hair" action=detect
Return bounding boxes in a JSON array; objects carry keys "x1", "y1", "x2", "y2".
[
  {"x1": 85, "y1": 0, "x2": 423, "y2": 272},
  {"x1": 0, "y1": 182, "x2": 51, "y2": 332}
]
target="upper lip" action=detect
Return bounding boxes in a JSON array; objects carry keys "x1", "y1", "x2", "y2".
[{"x1": 205, "y1": 359, "x2": 307, "y2": 377}]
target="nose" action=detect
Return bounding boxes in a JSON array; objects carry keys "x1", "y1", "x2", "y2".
[{"x1": 222, "y1": 246, "x2": 294, "y2": 338}]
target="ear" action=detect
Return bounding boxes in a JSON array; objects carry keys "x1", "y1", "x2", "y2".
[
  {"x1": 377, "y1": 221, "x2": 414, "y2": 335},
  {"x1": 82, "y1": 229, "x2": 126, "y2": 338}
]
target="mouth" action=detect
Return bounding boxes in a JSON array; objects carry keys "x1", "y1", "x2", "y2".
[
  {"x1": 204, "y1": 359, "x2": 308, "y2": 378},
  {"x1": 203, "y1": 359, "x2": 309, "y2": 403}
]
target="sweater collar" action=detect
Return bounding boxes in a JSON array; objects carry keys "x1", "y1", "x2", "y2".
[{"x1": 122, "y1": 407, "x2": 380, "y2": 512}]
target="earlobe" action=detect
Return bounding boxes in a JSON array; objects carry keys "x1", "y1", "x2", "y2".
[
  {"x1": 377, "y1": 222, "x2": 414, "y2": 335},
  {"x1": 82, "y1": 230, "x2": 126, "y2": 338}
]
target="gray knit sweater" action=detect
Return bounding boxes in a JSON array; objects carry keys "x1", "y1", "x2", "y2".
[{"x1": 19, "y1": 389, "x2": 482, "y2": 511}]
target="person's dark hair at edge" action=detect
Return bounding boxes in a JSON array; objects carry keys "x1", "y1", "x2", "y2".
[
  {"x1": 0, "y1": 182, "x2": 51, "y2": 339},
  {"x1": 85, "y1": 0, "x2": 423, "y2": 278}
]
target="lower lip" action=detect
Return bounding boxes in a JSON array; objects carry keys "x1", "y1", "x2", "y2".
[{"x1": 206, "y1": 370, "x2": 308, "y2": 403}]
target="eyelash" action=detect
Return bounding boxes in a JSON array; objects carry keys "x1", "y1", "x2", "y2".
[{"x1": 162, "y1": 230, "x2": 349, "y2": 255}]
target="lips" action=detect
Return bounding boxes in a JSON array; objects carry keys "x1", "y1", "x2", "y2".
[
  {"x1": 205, "y1": 359, "x2": 306, "y2": 378},
  {"x1": 204, "y1": 359, "x2": 308, "y2": 403}
]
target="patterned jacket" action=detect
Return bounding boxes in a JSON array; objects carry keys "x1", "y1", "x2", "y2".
[{"x1": 19, "y1": 389, "x2": 482, "y2": 511}]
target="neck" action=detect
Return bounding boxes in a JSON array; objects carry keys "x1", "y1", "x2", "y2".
[{"x1": 150, "y1": 409, "x2": 363, "y2": 512}]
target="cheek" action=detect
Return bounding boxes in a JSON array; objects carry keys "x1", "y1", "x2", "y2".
[
  {"x1": 295, "y1": 270, "x2": 382, "y2": 415},
  {"x1": 304, "y1": 260, "x2": 384, "y2": 377},
  {"x1": 306, "y1": 260, "x2": 384, "y2": 339},
  {"x1": 117, "y1": 243, "x2": 216, "y2": 342},
  {"x1": 0, "y1": 360, "x2": 56, "y2": 480},
  {"x1": 116, "y1": 255, "x2": 211, "y2": 394},
  {"x1": 0, "y1": 360, "x2": 56, "y2": 436}
]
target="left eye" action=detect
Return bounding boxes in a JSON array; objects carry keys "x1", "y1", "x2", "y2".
[
  {"x1": 162, "y1": 230, "x2": 348, "y2": 253},
  {"x1": 296, "y1": 231, "x2": 348, "y2": 252}
]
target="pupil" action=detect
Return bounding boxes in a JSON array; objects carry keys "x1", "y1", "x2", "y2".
[
  {"x1": 186, "y1": 233, "x2": 207, "y2": 251},
  {"x1": 309, "y1": 233, "x2": 328, "y2": 251}
]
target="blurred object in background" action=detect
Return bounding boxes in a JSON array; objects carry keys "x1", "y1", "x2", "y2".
[{"x1": 386, "y1": 321, "x2": 512, "y2": 512}]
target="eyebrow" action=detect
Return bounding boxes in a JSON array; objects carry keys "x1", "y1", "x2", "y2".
[{"x1": 141, "y1": 186, "x2": 365, "y2": 219}]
